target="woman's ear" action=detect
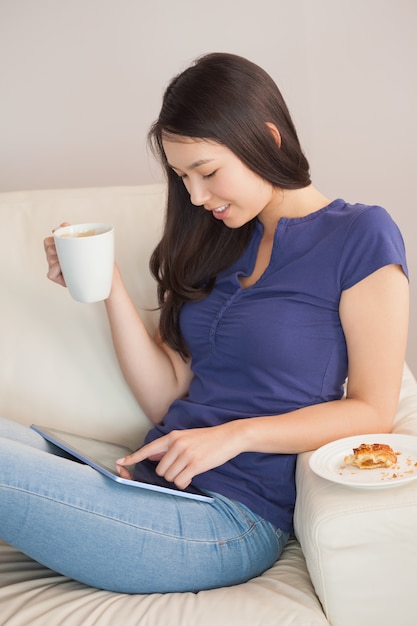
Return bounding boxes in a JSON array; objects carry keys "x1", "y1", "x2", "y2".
[{"x1": 266, "y1": 122, "x2": 281, "y2": 147}]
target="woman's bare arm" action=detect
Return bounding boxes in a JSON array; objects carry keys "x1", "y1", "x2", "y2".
[{"x1": 104, "y1": 266, "x2": 193, "y2": 423}]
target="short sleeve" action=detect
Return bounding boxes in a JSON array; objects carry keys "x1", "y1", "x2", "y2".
[{"x1": 338, "y1": 205, "x2": 408, "y2": 291}]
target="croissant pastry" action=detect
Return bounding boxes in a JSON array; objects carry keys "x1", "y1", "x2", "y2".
[{"x1": 344, "y1": 443, "x2": 397, "y2": 470}]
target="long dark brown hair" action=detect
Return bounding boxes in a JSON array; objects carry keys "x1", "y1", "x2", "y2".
[{"x1": 148, "y1": 53, "x2": 311, "y2": 358}]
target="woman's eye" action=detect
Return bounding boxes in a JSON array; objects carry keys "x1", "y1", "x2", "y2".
[{"x1": 203, "y1": 171, "x2": 216, "y2": 179}]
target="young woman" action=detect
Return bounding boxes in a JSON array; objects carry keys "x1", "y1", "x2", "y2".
[{"x1": 0, "y1": 53, "x2": 409, "y2": 594}]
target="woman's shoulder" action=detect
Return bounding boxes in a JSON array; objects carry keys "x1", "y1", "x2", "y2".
[
  {"x1": 335, "y1": 200, "x2": 404, "y2": 243},
  {"x1": 334, "y1": 201, "x2": 408, "y2": 289},
  {"x1": 311, "y1": 199, "x2": 403, "y2": 244},
  {"x1": 325, "y1": 198, "x2": 393, "y2": 221}
]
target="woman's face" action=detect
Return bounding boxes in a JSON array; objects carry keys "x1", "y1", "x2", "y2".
[{"x1": 162, "y1": 136, "x2": 281, "y2": 229}]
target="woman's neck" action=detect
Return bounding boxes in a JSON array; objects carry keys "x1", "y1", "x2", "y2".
[{"x1": 259, "y1": 185, "x2": 331, "y2": 236}]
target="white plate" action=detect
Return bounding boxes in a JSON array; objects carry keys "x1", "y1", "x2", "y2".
[{"x1": 309, "y1": 433, "x2": 417, "y2": 488}]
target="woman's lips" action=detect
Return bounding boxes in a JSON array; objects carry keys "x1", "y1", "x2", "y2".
[{"x1": 210, "y1": 204, "x2": 230, "y2": 220}]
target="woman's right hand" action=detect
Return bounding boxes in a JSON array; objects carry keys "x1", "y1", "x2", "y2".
[{"x1": 43, "y1": 223, "x2": 69, "y2": 287}]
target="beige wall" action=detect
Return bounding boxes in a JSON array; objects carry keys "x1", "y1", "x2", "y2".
[{"x1": 1, "y1": 0, "x2": 416, "y2": 375}]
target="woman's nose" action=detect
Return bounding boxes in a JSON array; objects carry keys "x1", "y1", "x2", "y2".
[{"x1": 188, "y1": 180, "x2": 211, "y2": 207}]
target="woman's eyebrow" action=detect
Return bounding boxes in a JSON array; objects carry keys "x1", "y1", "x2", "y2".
[{"x1": 168, "y1": 158, "x2": 215, "y2": 171}]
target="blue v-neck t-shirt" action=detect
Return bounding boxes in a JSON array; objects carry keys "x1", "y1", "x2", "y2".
[{"x1": 145, "y1": 199, "x2": 408, "y2": 531}]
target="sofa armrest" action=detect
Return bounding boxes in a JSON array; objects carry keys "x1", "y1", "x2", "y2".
[{"x1": 294, "y1": 363, "x2": 417, "y2": 626}]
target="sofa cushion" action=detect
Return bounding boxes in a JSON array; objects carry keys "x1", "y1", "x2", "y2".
[{"x1": 0, "y1": 539, "x2": 328, "y2": 626}]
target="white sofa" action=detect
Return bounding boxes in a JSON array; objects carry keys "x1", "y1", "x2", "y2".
[{"x1": 1, "y1": 184, "x2": 417, "y2": 626}]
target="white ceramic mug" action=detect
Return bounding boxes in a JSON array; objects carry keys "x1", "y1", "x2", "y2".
[{"x1": 54, "y1": 223, "x2": 114, "y2": 303}]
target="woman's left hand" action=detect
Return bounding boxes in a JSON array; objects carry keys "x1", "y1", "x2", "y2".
[{"x1": 116, "y1": 423, "x2": 242, "y2": 489}]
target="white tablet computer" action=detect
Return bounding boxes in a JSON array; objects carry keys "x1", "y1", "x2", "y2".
[{"x1": 30, "y1": 425, "x2": 213, "y2": 502}]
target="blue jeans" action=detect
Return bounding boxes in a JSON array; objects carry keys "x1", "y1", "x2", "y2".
[{"x1": 0, "y1": 418, "x2": 288, "y2": 593}]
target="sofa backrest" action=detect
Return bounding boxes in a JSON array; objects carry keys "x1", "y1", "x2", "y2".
[{"x1": 0, "y1": 185, "x2": 166, "y2": 447}]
